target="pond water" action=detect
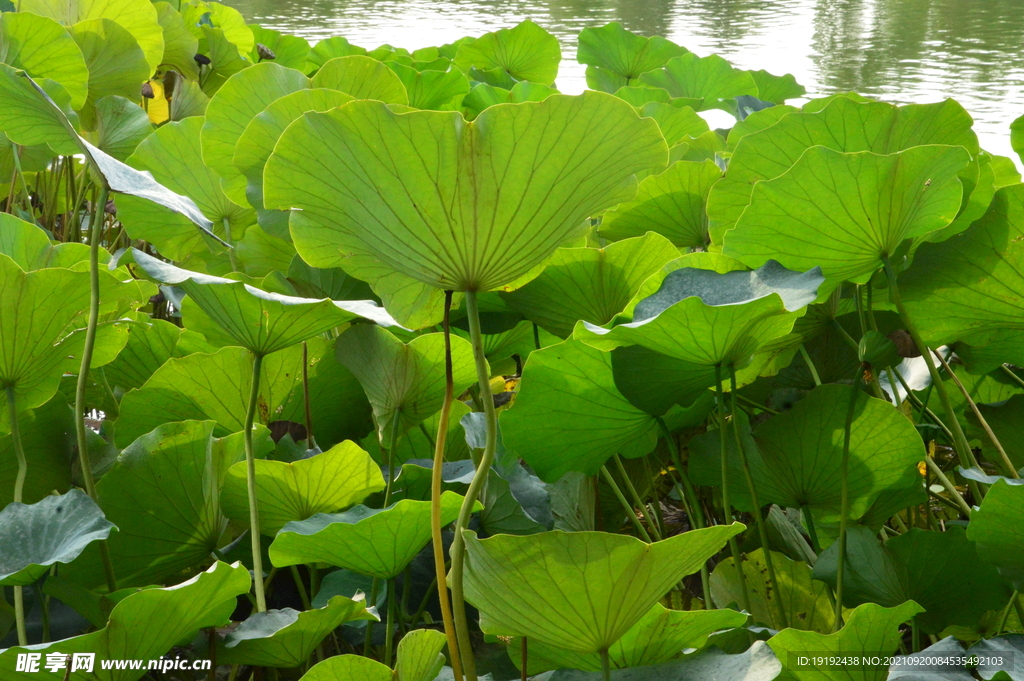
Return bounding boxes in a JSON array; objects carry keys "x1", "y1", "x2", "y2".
[{"x1": 225, "y1": 0, "x2": 1024, "y2": 162}]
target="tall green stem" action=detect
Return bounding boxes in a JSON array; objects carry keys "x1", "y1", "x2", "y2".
[
  {"x1": 601, "y1": 465, "x2": 652, "y2": 542},
  {"x1": 716, "y1": 365, "x2": 751, "y2": 614},
  {"x1": 301, "y1": 341, "x2": 315, "y2": 451},
  {"x1": 73, "y1": 184, "x2": 117, "y2": 595},
  {"x1": 799, "y1": 345, "x2": 822, "y2": 386},
  {"x1": 7, "y1": 387, "x2": 27, "y2": 645},
  {"x1": 245, "y1": 352, "x2": 267, "y2": 612},
  {"x1": 834, "y1": 370, "x2": 862, "y2": 632},
  {"x1": 881, "y1": 255, "x2": 982, "y2": 500},
  {"x1": 802, "y1": 505, "x2": 820, "y2": 556},
  {"x1": 449, "y1": 290, "x2": 496, "y2": 681},
  {"x1": 384, "y1": 578, "x2": 396, "y2": 666},
  {"x1": 600, "y1": 649, "x2": 611, "y2": 681},
  {"x1": 382, "y1": 421, "x2": 400, "y2": 508},
  {"x1": 730, "y1": 366, "x2": 788, "y2": 628},
  {"x1": 430, "y1": 292, "x2": 463, "y2": 681},
  {"x1": 612, "y1": 454, "x2": 661, "y2": 540}
]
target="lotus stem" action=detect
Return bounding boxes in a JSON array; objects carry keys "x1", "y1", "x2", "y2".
[
  {"x1": 384, "y1": 577, "x2": 396, "y2": 667},
  {"x1": 600, "y1": 465, "x2": 652, "y2": 542},
  {"x1": 612, "y1": 454, "x2": 661, "y2": 541},
  {"x1": 801, "y1": 505, "x2": 820, "y2": 557},
  {"x1": 924, "y1": 457, "x2": 972, "y2": 517},
  {"x1": 834, "y1": 368, "x2": 862, "y2": 632},
  {"x1": 363, "y1": 578, "x2": 380, "y2": 656},
  {"x1": 449, "y1": 289, "x2": 496, "y2": 681},
  {"x1": 382, "y1": 420, "x2": 400, "y2": 508},
  {"x1": 997, "y1": 590, "x2": 1020, "y2": 636},
  {"x1": 600, "y1": 648, "x2": 611, "y2": 681},
  {"x1": 799, "y1": 345, "x2": 822, "y2": 386},
  {"x1": 430, "y1": 291, "x2": 463, "y2": 681},
  {"x1": 830, "y1": 319, "x2": 860, "y2": 352},
  {"x1": 715, "y1": 365, "x2": 752, "y2": 615},
  {"x1": 881, "y1": 255, "x2": 983, "y2": 500},
  {"x1": 934, "y1": 352, "x2": 1017, "y2": 478},
  {"x1": 890, "y1": 367, "x2": 955, "y2": 442},
  {"x1": 245, "y1": 352, "x2": 267, "y2": 612},
  {"x1": 289, "y1": 566, "x2": 310, "y2": 610},
  {"x1": 6, "y1": 386, "x2": 27, "y2": 646},
  {"x1": 655, "y1": 416, "x2": 712, "y2": 602},
  {"x1": 1001, "y1": 365, "x2": 1024, "y2": 390},
  {"x1": 74, "y1": 184, "x2": 118, "y2": 595},
  {"x1": 730, "y1": 365, "x2": 788, "y2": 629}
]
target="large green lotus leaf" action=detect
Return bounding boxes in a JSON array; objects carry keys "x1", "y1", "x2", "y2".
[
  {"x1": 600, "y1": 160, "x2": 721, "y2": 248},
  {"x1": 0, "y1": 396, "x2": 75, "y2": 506},
  {"x1": 132, "y1": 249, "x2": 398, "y2": 354},
  {"x1": 0, "y1": 212, "x2": 90, "y2": 269},
  {"x1": 957, "y1": 331, "x2": 1024, "y2": 375},
  {"x1": 220, "y1": 440, "x2": 385, "y2": 535},
  {"x1": 264, "y1": 91, "x2": 667, "y2": 292},
  {"x1": 750, "y1": 69, "x2": 806, "y2": 104},
  {"x1": 310, "y1": 54, "x2": 409, "y2": 103},
  {"x1": 3, "y1": 70, "x2": 220, "y2": 242},
  {"x1": 334, "y1": 323, "x2": 477, "y2": 443},
  {"x1": 201, "y1": 62, "x2": 309, "y2": 204},
  {"x1": 197, "y1": 25, "x2": 251, "y2": 96},
  {"x1": 970, "y1": 635, "x2": 1024, "y2": 681},
  {"x1": 217, "y1": 595, "x2": 377, "y2": 667},
  {"x1": 234, "y1": 88, "x2": 353, "y2": 209},
  {"x1": 60, "y1": 421, "x2": 257, "y2": 589},
  {"x1": 577, "y1": 22, "x2": 687, "y2": 93},
  {"x1": 21, "y1": 0, "x2": 164, "y2": 75},
  {"x1": 461, "y1": 80, "x2": 558, "y2": 119},
  {"x1": 0, "y1": 490, "x2": 115, "y2": 586},
  {"x1": 0, "y1": 255, "x2": 132, "y2": 424},
  {"x1": 546, "y1": 641, "x2": 781, "y2": 681},
  {"x1": 0, "y1": 64, "x2": 82, "y2": 154},
  {"x1": 639, "y1": 53, "x2": 757, "y2": 112},
  {"x1": 608, "y1": 345, "x2": 719, "y2": 416},
  {"x1": 248, "y1": 25, "x2": 310, "y2": 71},
  {"x1": 153, "y1": 1, "x2": 198, "y2": 78},
  {"x1": 269, "y1": 490, "x2": 470, "y2": 579},
  {"x1": 751, "y1": 384, "x2": 923, "y2": 520},
  {"x1": 967, "y1": 479, "x2": 1024, "y2": 590},
  {"x1": 768, "y1": 601, "x2": 924, "y2": 681},
  {"x1": 501, "y1": 232, "x2": 679, "y2": 338},
  {"x1": 117, "y1": 117, "x2": 254, "y2": 260},
  {"x1": 180, "y1": 0, "x2": 252, "y2": 53},
  {"x1": 116, "y1": 338, "x2": 371, "y2": 449},
  {"x1": 454, "y1": 19, "x2": 560, "y2": 86},
  {"x1": 395, "y1": 628, "x2": 447, "y2": 681},
  {"x1": 0, "y1": 11, "x2": 89, "y2": 109},
  {"x1": 969, "y1": 395, "x2": 1024, "y2": 470},
  {"x1": 81, "y1": 95, "x2": 153, "y2": 161},
  {"x1": 707, "y1": 97, "x2": 979, "y2": 241},
  {"x1": 727, "y1": 104, "x2": 798, "y2": 150},
  {"x1": 900, "y1": 184, "x2": 1024, "y2": 346},
  {"x1": 0, "y1": 561, "x2": 249, "y2": 681},
  {"x1": 517, "y1": 604, "x2": 748, "y2": 673},
  {"x1": 100, "y1": 318, "x2": 182, "y2": 391},
  {"x1": 724, "y1": 145, "x2": 971, "y2": 288},
  {"x1": 299, "y1": 655, "x2": 392, "y2": 681},
  {"x1": 712, "y1": 548, "x2": 835, "y2": 633},
  {"x1": 461, "y1": 524, "x2": 743, "y2": 654},
  {"x1": 635, "y1": 102, "x2": 709, "y2": 148},
  {"x1": 813, "y1": 526, "x2": 1008, "y2": 635},
  {"x1": 69, "y1": 18, "x2": 150, "y2": 129},
  {"x1": 576, "y1": 260, "x2": 822, "y2": 366},
  {"x1": 387, "y1": 61, "x2": 469, "y2": 110},
  {"x1": 500, "y1": 339, "x2": 659, "y2": 482}
]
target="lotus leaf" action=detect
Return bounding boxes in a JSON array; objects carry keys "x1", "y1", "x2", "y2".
[
  {"x1": 968, "y1": 395, "x2": 1024, "y2": 470},
  {"x1": 217, "y1": 595, "x2": 377, "y2": 666},
  {"x1": 460, "y1": 524, "x2": 744, "y2": 653},
  {"x1": 334, "y1": 323, "x2": 477, "y2": 443},
  {"x1": 82, "y1": 95, "x2": 153, "y2": 161},
  {"x1": 500, "y1": 338, "x2": 660, "y2": 482},
  {"x1": 220, "y1": 440, "x2": 385, "y2": 535},
  {"x1": 516, "y1": 604, "x2": 748, "y2": 673},
  {"x1": 900, "y1": 183, "x2": 1024, "y2": 346},
  {"x1": 299, "y1": 655, "x2": 392, "y2": 681},
  {"x1": 454, "y1": 19, "x2": 560, "y2": 86},
  {"x1": 749, "y1": 69, "x2": 806, "y2": 104},
  {"x1": 707, "y1": 96, "x2": 979, "y2": 240},
  {"x1": 0, "y1": 490, "x2": 115, "y2": 586},
  {"x1": 249, "y1": 25, "x2": 310, "y2": 70},
  {"x1": 768, "y1": 601, "x2": 925, "y2": 681},
  {"x1": 395, "y1": 628, "x2": 447, "y2": 681},
  {"x1": 599, "y1": 160, "x2": 721, "y2": 248},
  {"x1": 813, "y1": 526, "x2": 1008, "y2": 634},
  {"x1": 577, "y1": 259, "x2": 823, "y2": 367},
  {"x1": 577, "y1": 22, "x2": 687, "y2": 93},
  {"x1": 0, "y1": 11, "x2": 90, "y2": 109},
  {"x1": 387, "y1": 61, "x2": 469, "y2": 110},
  {"x1": 70, "y1": 18, "x2": 150, "y2": 128},
  {"x1": 269, "y1": 490, "x2": 472, "y2": 579},
  {"x1": 153, "y1": 1, "x2": 198, "y2": 77},
  {"x1": 639, "y1": 53, "x2": 757, "y2": 112},
  {"x1": 0, "y1": 561, "x2": 250, "y2": 680},
  {"x1": 711, "y1": 548, "x2": 835, "y2": 633},
  {"x1": 0, "y1": 396, "x2": 75, "y2": 506},
  {"x1": 967, "y1": 479, "x2": 1024, "y2": 590},
  {"x1": 546, "y1": 641, "x2": 781, "y2": 681},
  {"x1": 0, "y1": 64, "x2": 83, "y2": 155},
  {"x1": 263, "y1": 91, "x2": 667, "y2": 292},
  {"x1": 723, "y1": 145, "x2": 972, "y2": 288}
]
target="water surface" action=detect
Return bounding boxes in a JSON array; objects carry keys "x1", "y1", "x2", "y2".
[{"x1": 227, "y1": 0, "x2": 1024, "y2": 160}]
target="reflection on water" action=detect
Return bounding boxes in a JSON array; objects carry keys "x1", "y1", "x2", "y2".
[{"x1": 226, "y1": 0, "x2": 1024, "y2": 159}]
